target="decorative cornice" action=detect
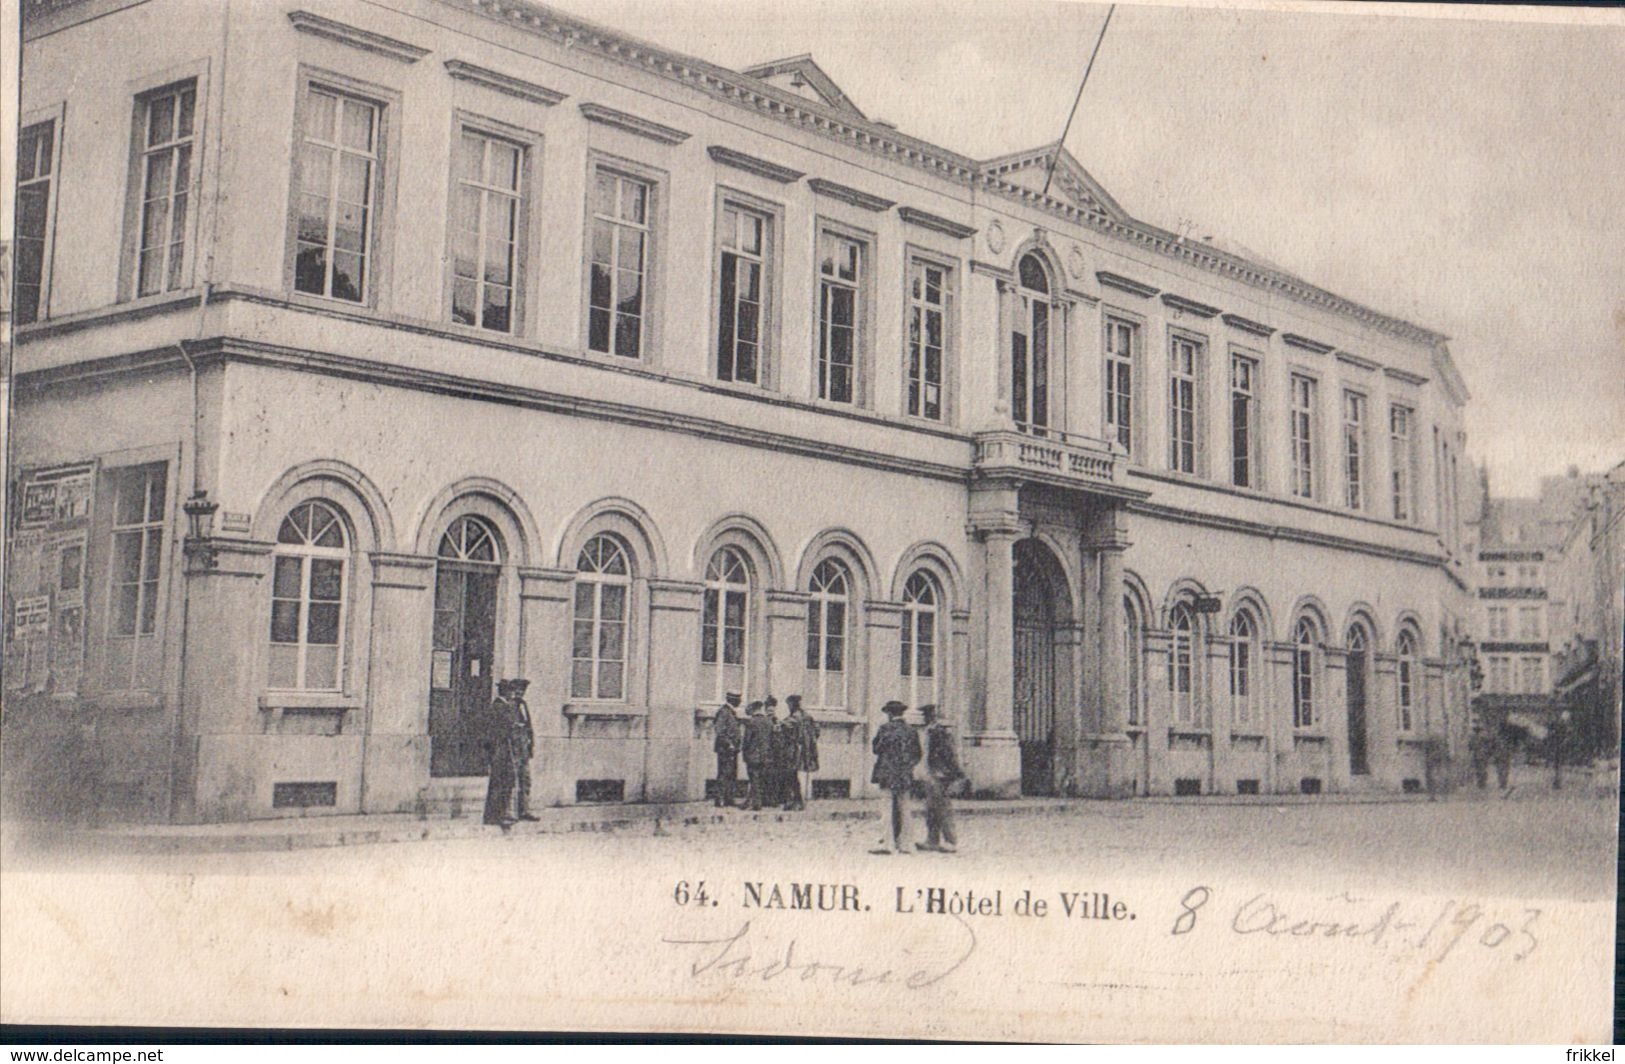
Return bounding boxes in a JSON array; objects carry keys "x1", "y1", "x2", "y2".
[
  {"x1": 897, "y1": 206, "x2": 977, "y2": 239},
  {"x1": 1384, "y1": 366, "x2": 1429, "y2": 386},
  {"x1": 578, "y1": 102, "x2": 690, "y2": 144},
  {"x1": 1220, "y1": 312, "x2": 1275, "y2": 338},
  {"x1": 969, "y1": 259, "x2": 1015, "y2": 283},
  {"x1": 1160, "y1": 293, "x2": 1221, "y2": 319},
  {"x1": 444, "y1": 59, "x2": 566, "y2": 105},
  {"x1": 287, "y1": 11, "x2": 429, "y2": 63},
  {"x1": 1096, "y1": 271, "x2": 1159, "y2": 299},
  {"x1": 807, "y1": 177, "x2": 895, "y2": 212},
  {"x1": 706, "y1": 145, "x2": 803, "y2": 183},
  {"x1": 1282, "y1": 332, "x2": 1336, "y2": 356},
  {"x1": 1336, "y1": 350, "x2": 1380, "y2": 372}
]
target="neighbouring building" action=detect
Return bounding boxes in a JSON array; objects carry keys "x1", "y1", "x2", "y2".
[
  {"x1": 5, "y1": 0, "x2": 1476, "y2": 822},
  {"x1": 1547, "y1": 463, "x2": 1625, "y2": 758}
]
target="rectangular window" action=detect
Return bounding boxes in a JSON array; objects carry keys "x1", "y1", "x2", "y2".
[
  {"x1": 1518, "y1": 606, "x2": 1541, "y2": 641},
  {"x1": 906, "y1": 257, "x2": 950, "y2": 420},
  {"x1": 1516, "y1": 563, "x2": 1539, "y2": 585},
  {"x1": 1290, "y1": 374, "x2": 1317, "y2": 499},
  {"x1": 1168, "y1": 334, "x2": 1202, "y2": 474},
  {"x1": 16, "y1": 119, "x2": 57, "y2": 325},
  {"x1": 132, "y1": 82, "x2": 197, "y2": 298},
  {"x1": 1488, "y1": 656, "x2": 1510, "y2": 693},
  {"x1": 294, "y1": 83, "x2": 380, "y2": 303},
  {"x1": 1486, "y1": 606, "x2": 1509, "y2": 640},
  {"x1": 1104, "y1": 317, "x2": 1137, "y2": 453},
  {"x1": 1397, "y1": 659, "x2": 1415, "y2": 732},
  {"x1": 105, "y1": 464, "x2": 168, "y2": 690},
  {"x1": 1519, "y1": 656, "x2": 1544, "y2": 694},
  {"x1": 817, "y1": 229, "x2": 864, "y2": 404},
  {"x1": 450, "y1": 127, "x2": 524, "y2": 333},
  {"x1": 1390, "y1": 404, "x2": 1415, "y2": 521},
  {"x1": 1230, "y1": 353, "x2": 1257, "y2": 487},
  {"x1": 588, "y1": 168, "x2": 651, "y2": 358},
  {"x1": 716, "y1": 202, "x2": 770, "y2": 385},
  {"x1": 1343, "y1": 390, "x2": 1367, "y2": 510}
]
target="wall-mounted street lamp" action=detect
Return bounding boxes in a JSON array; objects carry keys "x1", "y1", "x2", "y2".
[{"x1": 182, "y1": 489, "x2": 220, "y2": 571}]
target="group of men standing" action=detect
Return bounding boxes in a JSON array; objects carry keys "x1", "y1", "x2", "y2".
[{"x1": 711, "y1": 692, "x2": 821, "y2": 810}]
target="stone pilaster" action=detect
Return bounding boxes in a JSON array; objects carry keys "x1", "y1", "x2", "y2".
[{"x1": 360, "y1": 550, "x2": 436, "y2": 814}]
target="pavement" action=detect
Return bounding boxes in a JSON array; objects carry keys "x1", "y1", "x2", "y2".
[{"x1": 8, "y1": 762, "x2": 1609, "y2": 858}]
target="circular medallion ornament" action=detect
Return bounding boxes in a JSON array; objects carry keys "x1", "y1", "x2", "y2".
[
  {"x1": 1068, "y1": 245, "x2": 1087, "y2": 279},
  {"x1": 985, "y1": 219, "x2": 1006, "y2": 255}
]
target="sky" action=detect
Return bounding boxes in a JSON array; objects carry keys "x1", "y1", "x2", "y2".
[{"x1": 546, "y1": 0, "x2": 1624, "y2": 498}]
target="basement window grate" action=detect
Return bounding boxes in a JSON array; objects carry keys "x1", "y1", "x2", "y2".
[
  {"x1": 811, "y1": 779, "x2": 851, "y2": 800},
  {"x1": 1236, "y1": 779, "x2": 1260, "y2": 795},
  {"x1": 576, "y1": 779, "x2": 625, "y2": 803},
  {"x1": 1173, "y1": 778, "x2": 1203, "y2": 796},
  {"x1": 272, "y1": 781, "x2": 337, "y2": 808},
  {"x1": 1299, "y1": 777, "x2": 1323, "y2": 795}
]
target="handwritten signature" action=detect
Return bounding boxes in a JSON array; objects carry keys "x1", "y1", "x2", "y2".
[{"x1": 663, "y1": 917, "x2": 977, "y2": 989}]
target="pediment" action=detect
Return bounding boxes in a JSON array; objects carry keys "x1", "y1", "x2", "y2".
[
  {"x1": 979, "y1": 142, "x2": 1127, "y2": 222},
  {"x1": 739, "y1": 54, "x2": 866, "y2": 120}
]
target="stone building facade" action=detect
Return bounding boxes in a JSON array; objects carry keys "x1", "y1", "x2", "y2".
[{"x1": 5, "y1": 0, "x2": 1475, "y2": 822}]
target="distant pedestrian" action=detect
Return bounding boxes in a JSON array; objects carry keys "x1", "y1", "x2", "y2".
[
  {"x1": 713, "y1": 691, "x2": 743, "y2": 808},
  {"x1": 916, "y1": 704, "x2": 962, "y2": 852},
  {"x1": 742, "y1": 700, "x2": 774, "y2": 810},
  {"x1": 770, "y1": 699, "x2": 800, "y2": 810},
  {"x1": 506, "y1": 678, "x2": 538, "y2": 821},
  {"x1": 786, "y1": 695, "x2": 820, "y2": 808},
  {"x1": 481, "y1": 681, "x2": 522, "y2": 828},
  {"x1": 870, "y1": 700, "x2": 921, "y2": 854}
]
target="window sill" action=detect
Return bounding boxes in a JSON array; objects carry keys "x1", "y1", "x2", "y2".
[
  {"x1": 564, "y1": 702, "x2": 648, "y2": 719},
  {"x1": 1292, "y1": 732, "x2": 1328, "y2": 743},
  {"x1": 89, "y1": 690, "x2": 165, "y2": 710},
  {"x1": 260, "y1": 692, "x2": 361, "y2": 710},
  {"x1": 809, "y1": 709, "x2": 862, "y2": 725},
  {"x1": 1396, "y1": 734, "x2": 1431, "y2": 746},
  {"x1": 1230, "y1": 730, "x2": 1268, "y2": 741},
  {"x1": 1167, "y1": 726, "x2": 1212, "y2": 738}
]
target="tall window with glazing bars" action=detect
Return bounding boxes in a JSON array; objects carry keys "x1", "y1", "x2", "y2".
[
  {"x1": 132, "y1": 81, "x2": 196, "y2": 298},
  {"x1": 294, "y1": 83, "x2": 379, "y2": 303}
]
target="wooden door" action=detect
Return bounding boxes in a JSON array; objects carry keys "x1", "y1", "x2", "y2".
[{"x1": 429, "y1": 565, "x2": 499, "y2": 777}]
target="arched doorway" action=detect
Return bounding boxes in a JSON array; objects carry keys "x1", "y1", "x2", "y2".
[
  {"x1": 1345, "y1": 623, "x2": 1372, "y2": 777},
  {"x1": 429, "y1": 515, "x2": 503, "y2": 777},
  {"x1": 1013, "y1": 539, "x2": 1070, "y2": 796}
]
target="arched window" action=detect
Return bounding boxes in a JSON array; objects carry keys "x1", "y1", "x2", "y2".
[
  {"x1": 701, "y1": 546, "x2": 751, "y2": 702},
  {"x1": 438, "y1": 514, "x2": 499, "y2": 563},
  {"x1": 900, "y1": 570, "x2": 940, "y2": 712},
  {"x1": 1397, "y1": 630, "x2": 1418, "y2": 732},
  {"x1": 571, "y1": 534, "x2": 630, "y2": 700},
  {"x1": 1169, "y1": 602, "x2": 1202, "y2": 725},
  {"x1": 1230, "y1": 610, "x2": 1259, "y2": 726},
  {"x1": 1124, "y1": 596, "x2": 1144, "y2": 728},
  {"x1": 805, "y1": 558, "x2": 851, "y2": 710},
  {"x1": 1292, "y1": 617, "x2": 1319, "y2": 729},
  {"x1": 269, "y1": 499, "x2": 349, "y2": 690},
  {"x1": 1012, "y1": 253, "x2": 1053, "y2": 435}
]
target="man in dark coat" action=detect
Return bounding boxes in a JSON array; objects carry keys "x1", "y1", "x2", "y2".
[
  {"x1": 712, "y1": 691, "x2": 743, "y2": 808},
  {"x1": 742, "y1": 700, "x2": 774, "y2": 810},
  {"x1": 507, "y1": 678, "x2": 538, "y2": 821},
  {"x1": 482, "y1": 680, "x2": 525, "y2": 828},
  {"x1": 870, "y1": 700, "x2": 921, "y2": 853},
  {"x1": 771, "y1": 698, "x2": 801, "y2": 811},
  {"x1": 785, "y1": 695, "x2": 820, "y2": 809},
  {"x1": 916, "y1": 704, "x2": 962, "y2": 852}
]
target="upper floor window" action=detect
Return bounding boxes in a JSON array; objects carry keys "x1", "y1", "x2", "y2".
[
  {"x1": 1390, "y1": 404, "x2": 1415, "y2": 522},
  {"x1": 817, "y1": 229, "x2": 865, "y2": 404},
  {"x1": 1517, "y1": 606, "x2": 1542, "y2": 641},
  {"x1": 1518, "y1": 655, "x2": 1544, "y2": 694},
  {"x1": 1230, "y1": 353, "x2": 1257, "y2": 488},
  {"x1": 1291, "y1": 617, "x2": 1318, "y2": 728},
  {"x1": 269, "y1": 500, "x2": 348, "y2": 691},
  {"x1": 906, "y1": 258, "x2": 950, "y2": 421},
  {"x1": 451, "y1": 127, "x2": 525, "y2": 333},
  {"x1": 1168, "y1": 602, "x2": 1203, "y2": 726},
  {"x1": 1290, "y1": 374, "x2": 1318, "y2": 499},
  {"x1": 1012, "y1": 254, "x2": 1053, "y2": 434},
  {"x1": 1343, "y1": 390, "x2": 1367, "y2": 510},
  {"x1": 805, "y1": 559, "x2": 851, "y2": 710},
  {"x1": 1104, "y1": 316, "x2": 1137, "y2": 454},
  {"x1": 1487, "y1": 655, "x2": 1510, "y2": 693},
  {"x1": 294, "y1": 83, "x2": 380, "y2": 303},
  {"x1": 716, "y1": 201, "x2": 771, "y2": 385},
  {"x1": 16, "y1": 119, "x2": 57, "y2": 325},
  {"x1": 1396, "y1": 630, "x2": 1418, "y2": 732},
  {"x1": 1168, "y1": 334, "x2": 1203, "y2": 474},
  {"x1": 1486, "y1": 606, "x2": 1509, "y2": 640},
  {"x1": 105, "y1": 463, "x2": 168, "y2": 691},
  {"x1": 589, "y1": 167, "x2": 651, "y2": 358},
  {"x1": 900, "y1": 570, "x2": 940, "y2": 711},
  {"x1": 1516, "y1": 563, "x2": 1540, "y2": 585},
  {"x1": 132, "y1": 81, "x2": 197, "y2": 298},
  {"x1": 1229, "y1": 610, "x2": 1259, "y2": 726},
  {"x1": 571, "y1": 535, "x2": 630, "y2": 701},
  {"x1": 701, "y1": 547, "x2": 751, "y2": 702}
]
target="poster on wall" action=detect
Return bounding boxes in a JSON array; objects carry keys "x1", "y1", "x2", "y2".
[{"x1": 4, "y1": 462, "x2": 98, "y2": 698}]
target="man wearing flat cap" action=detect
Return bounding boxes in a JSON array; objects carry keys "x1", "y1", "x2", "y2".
[
  {"x1": 483, "y1": 678, "x2": 534, "y2": 827},
  {"x1": 916, "y1": 704, "x2": 962, "y2": 852},
  {"x1": 712, "y1": 691, "x2": 743, "y2": 808},
  {"x1": 742, "y1": 699, "x2": 774, "y2": 810},
  {"x1": 870, "y1": 700, "x2": 921, "y2": 853}
]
